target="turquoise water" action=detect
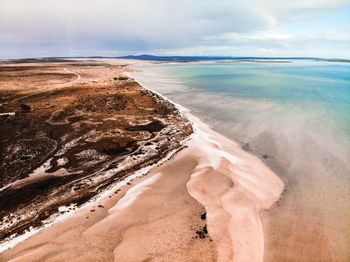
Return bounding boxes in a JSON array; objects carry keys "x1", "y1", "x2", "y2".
[
  {"x1": 138, "y1": 61, "x2": 350, "y2": 135},
  {"x1": 132, "y1": 60, "x2": 350, "y2": 261}
]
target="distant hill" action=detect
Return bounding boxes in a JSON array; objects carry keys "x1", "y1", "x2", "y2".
[
  {"x1": 117, "y1": 54, "x2": 318, "y2": 62},
  {"x1": 3, "y1": 55, "x2": 349, "y2": 63},
  {"x1": 118, "y1": 54, "x2": 234, "y2": 61}
]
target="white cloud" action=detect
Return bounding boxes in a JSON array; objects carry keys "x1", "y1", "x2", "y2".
[
  {"x1": 0, "y1": 0, "x2": 349, "y2": 58},
  {"x1": 222, "y1": 32, "x2": 350, "y2": 42}
]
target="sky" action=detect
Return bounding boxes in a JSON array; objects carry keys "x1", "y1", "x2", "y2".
[{"x1": 0, "y1": 0, "x2": 349, "y2": 59}]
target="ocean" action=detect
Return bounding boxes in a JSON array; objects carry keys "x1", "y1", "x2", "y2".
[{"x1": 131, "y1": 60, "x2": 350, "y2": 261}]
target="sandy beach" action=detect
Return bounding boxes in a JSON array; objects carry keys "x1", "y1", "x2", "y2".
[
  {"x1": 0, "y1": 59, "x2": 284, "y2": 262},
  {"x1": 1, "y1": 109, "x2": 283, "y2": 262}
]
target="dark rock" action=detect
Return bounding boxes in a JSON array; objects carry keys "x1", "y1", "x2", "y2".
[{"x1": 196, "y1": 225, "x2": 208, "y2": 239}]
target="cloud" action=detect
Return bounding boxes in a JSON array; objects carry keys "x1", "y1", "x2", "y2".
[
  {"x1": 0, "y1": 0, "x2": 349, "y2": 58},
  {"x1": 0, "y1": 0, "x2": 273, "y2": 45},
  {"x1": 221, "y1": 32, "x2": 350, "y2": 42}
]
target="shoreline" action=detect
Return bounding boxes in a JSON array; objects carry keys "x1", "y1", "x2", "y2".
[
  {"x1": 128, "y1": 60, "x2": 350, "y2": 262},
  {"x1": 129, "y1": 71, "x2": 284, "y2": 261},
  {"x1": 1, "y1": 60, "x2": 284, "y2": 261}
]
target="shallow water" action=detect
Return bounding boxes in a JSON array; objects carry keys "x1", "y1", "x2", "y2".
[{"x1": 131, "y1": 60, "x2": 350, "y2": 262}]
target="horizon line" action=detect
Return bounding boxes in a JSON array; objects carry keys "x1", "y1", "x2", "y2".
[{"x1": 1, "y1": 54, "x2": 350, "y2": 63}]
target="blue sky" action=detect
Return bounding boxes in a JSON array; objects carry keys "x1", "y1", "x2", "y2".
[{"x1": 0, "y1": 0, "x2": 349, "y2": 59}]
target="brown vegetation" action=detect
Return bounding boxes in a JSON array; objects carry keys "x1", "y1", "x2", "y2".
[{"x1": 0, "y1": 59, "x2": 192, "y2": 241}]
